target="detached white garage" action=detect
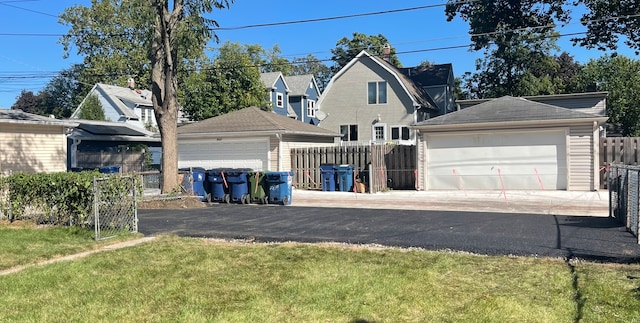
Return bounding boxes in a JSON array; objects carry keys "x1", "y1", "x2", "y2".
[
  {"x1": 177, "y1": 107, "x2": 340, "y2": 171},
  {"x1": 414, "y1": 96, "x2": 608, "y2": 191}
]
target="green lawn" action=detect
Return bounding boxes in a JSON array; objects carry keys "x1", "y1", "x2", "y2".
[{"x1": 1, "y1": 225, "x2": 639, "y2": 322}]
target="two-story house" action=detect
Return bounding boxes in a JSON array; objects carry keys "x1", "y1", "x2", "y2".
[
  {"x1": 260, "y1": 72, "x2": 296, "y2": 119},
  {"x1": 70, "y1": 79, "x2": 157, "y2": 131},
  {"x1": 285, "y1": 74, "x2": 322, "y2": 125},
  {"x1": 317, "y1": 50, "x2": 453, "y2": 145}
]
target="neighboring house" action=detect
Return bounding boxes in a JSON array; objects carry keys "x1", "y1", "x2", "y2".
[
  {"x1": 70, "y1": 79, "x2": 158, "y2": 131},
  {"x1": 398, "y1": 63, "x2": 456, "y2": 115},
  {"x1": 177, "y1": 107, "x2": 341, "y2": 171},
  {"x1": 260, "y1": 72, "x2": 297, "y2": 119},
  {"x1": 286, "y1": 74, "x2": 322, "y2": 125},
  {"x1": 412, "y1": 96, "x2": 608, "y2": 191},
  {"x1": 317, "y1": 50, "x2": 448, "y2": 145},
  {"x1": 66, "y1": 119, "x2": 161, "y2": 172},
  {"x1": 0, "y1": 109, "x2": 78, "y2": 175},
  {"x1": 456, "y1": 91, "x2": 608, "y2": 116}
]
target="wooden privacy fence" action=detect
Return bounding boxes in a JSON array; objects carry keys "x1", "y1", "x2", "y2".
[
  {"x1": 600, "y1": 137, "x2": 640, "y2": 188},
  {"x1": 290, "y1": 144, "x2": 416, "y2": 193},
  {"x1": 76, "y1": 151, "x2": 145, "y2": 174}
]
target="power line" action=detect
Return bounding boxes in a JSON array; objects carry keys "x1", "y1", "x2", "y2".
[
  {"x1": 210, "y1": 2, "x2": 478, "y2": 31},
  {"x1": 0, "y1": 0, "x2": 58, "y2": 18}
]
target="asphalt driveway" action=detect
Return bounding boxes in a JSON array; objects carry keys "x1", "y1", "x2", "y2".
[{"x1": 138, "y1": 204, "x2": 640, "y2": 263}]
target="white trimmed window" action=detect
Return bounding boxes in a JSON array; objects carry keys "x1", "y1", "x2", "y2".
[
  {"x1": 373, "y1": 124, "x2": 386, "y2": 141},
  {"x1": 367, "y1": 81, "x2": 387, "y2": 104},
  {"x1": 307, "y1": 100, "x2": 316, "y2": 117},
  {"x1": 276, "y1": 92, "x2": 284, "y2": 108},
  {"x1": 340, "y1": 124, "x2": 358, "y2": 141}
]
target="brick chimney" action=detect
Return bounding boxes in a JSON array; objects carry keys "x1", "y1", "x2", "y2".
[
  {"x1": 127, "y1": 77, "x2": 135, "y2": 90},
  {"x1": 382, "y1": 44, "x2": 391, "y2": 62}
]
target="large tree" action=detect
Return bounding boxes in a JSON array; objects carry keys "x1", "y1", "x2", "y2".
[
  {"x1": 11, "y1": 90, "x2": 44, "y2": 115},
  {"x1": 292, "y1": 54, "x2": 332, "y2": 92},
  {"x1": 180, "y1": 42, "x2": 267, "y2": 121},
  {"x1": 575, "y1": 0, "x2": 640, "y2": 54},
  {"x1": 330, "y1": 33, "x2": 401, "y2": 74},
  {"x1": 446, "y1": 0, "x2": 569, "y2": 98},
  {"x1": 575, "y1": 55, "x2": 640, "y2": 136},
  {"x1": 61, "y1": 0, "x2": 231, "y2": 193}
]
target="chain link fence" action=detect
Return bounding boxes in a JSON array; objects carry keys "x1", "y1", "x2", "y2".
[
  {"x1": 93, "y1": 175, "x2": 138, "y2": 241},
  {"x1": 609, "y1": 164, "x2": 640, "y2": 243}
]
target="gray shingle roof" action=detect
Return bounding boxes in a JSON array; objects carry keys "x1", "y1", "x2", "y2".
[
  {"x1": 260, "y1": 72, "x2": 285, "y2": 89},
  {"x1": 178, "y1": 107, "x2": 340, "y2": 136},
  {"x1": 414, "y1": 96, "x2": 607, "y2": 126},
  {"x1": 95, "y1": 83, "x2": 151, "y2": 120},
  {"x1": 0, "y1": 109, "x2": 78, "y2": 127},
  {"x1": 286, "y1": 74, "x2": 314, "y2": 96},
  {"x1": 399, "y1": 64, "x2": 453, "y2": 87}
]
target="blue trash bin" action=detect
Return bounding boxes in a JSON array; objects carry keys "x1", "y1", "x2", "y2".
[
  {"x1": 206, "y1": 168, "x2": 230, "y2": 203},
  {"x1": 179, "y1": 167, "x2": 207, "y2": 201},
  {"x1": 337, "y1": 164, "x2": 354, "y2": 192},
  {"x1": 265, "y1": 171, "x2": 294, "y2": 205},
  {"x1": 225, "y1": 168, "x2": 251, "y2": 204},
  {"x1": 99, "y1": 165, "x2": 121, "y2": 174},
  {"x1": 319, "y1": 164, "x2": 337, "y2": 192}
]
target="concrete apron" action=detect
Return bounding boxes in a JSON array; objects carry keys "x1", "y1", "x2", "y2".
[{"x1": 291, "y1": 189, "x2": 610, "y2": 217}]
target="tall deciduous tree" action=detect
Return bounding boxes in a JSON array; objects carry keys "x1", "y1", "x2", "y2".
[
  {"x1": 11, "y1": 90, "x2": 44, "y2": 115},
  {"x1": 180, "y1": 42, "x2": 266, "y2": 121},
  {"x1": 575, "y1": 0, "x2": 640, "y2": 54},
  {"x1": 292, "y1": 54, "x2": 332, "y2": 92},
  {"x1": 576, "y1": 55, "x2": 640, "y2": 136},
  {"x1": 61, "y1": 0, "x2": 231, "y2": 193},
  {"x1": 330, "y1": 33, "x2": 401, "y2": 74}
]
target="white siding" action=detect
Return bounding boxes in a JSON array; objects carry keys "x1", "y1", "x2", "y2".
[
  {"x1": 0, "y1": 124, "x2": 68, "y2": 175},
  {"x1": 568, "y1": 124, "x2": 596, "y2": 190}
]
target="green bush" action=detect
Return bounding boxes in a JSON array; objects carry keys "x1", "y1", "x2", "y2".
[{"x1": 0, "y1": 171, "x2": 139, "y2": 227}]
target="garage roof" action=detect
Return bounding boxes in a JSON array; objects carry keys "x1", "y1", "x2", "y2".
[
  {"x1": 0, "y1": 109, "x2": 78, "y2": 127},
  {"x1": 67, "y1": 119, "x2": 160, "y2": 142},
  {"x1": 413, "y1": 96, "x2": 608, "y2": 127},
  {"x1": 178, "y1": 107, "x2": 341, "y2": 137}
]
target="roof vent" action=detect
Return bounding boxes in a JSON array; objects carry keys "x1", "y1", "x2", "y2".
[{"x1": 127, "y1": 78, "x2": 135, "y2": 90}]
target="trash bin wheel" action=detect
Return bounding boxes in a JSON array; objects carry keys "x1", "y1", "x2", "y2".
[
  {"x1": 223, "y1": 194, "x2": 230, "y2": 204},
  {"x1": 282, "y1": 196, "x2": 289, "y2": 205},
  {"x1": 262, "y1": 196, "x2": 268, "y2": 204},
  {"x1": 206, "y1": 193, "x2": 211, "y2": 203},
  {"x1": 242, "y1": 194, "x2": 249, "y2": 204}
]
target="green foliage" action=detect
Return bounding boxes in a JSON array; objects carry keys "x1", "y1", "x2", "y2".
[
  {"x1": 292, "y1": 54, "x2": 332, "y2": 92},
  {"x1": 330, "y1": 32, "x2": 401, "y2": 74},
  {"x1": 575, "y1": 0, "x2": 640, "y2": 54},
  {"x1": 0, "y1": 171, "x2": 137, "y2": 227},
  {"x1": 179, "y1": 42, "x2": 268, "y2": 121},
  {"x1": 10, "y1": 90, "x2": 44, "y2": 115},
  {"x1": 78, "y1": 94, "x2": 106, "y2": 121},
  {"x1": 575, "y1": 55, "x2": 640, "y2": 135}
]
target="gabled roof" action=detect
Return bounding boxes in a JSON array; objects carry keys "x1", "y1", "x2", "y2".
[
  {"x1": 399, "y1": 63, "x2": 453, "y2": 87},
  {"x1": 178, "y1": 107, "x2": 340, "y2": 137},
  {"x1": 72, "y1": 83, "x2": 152, "y2": 121},
  {"x1": 260, "y1": 72, "x2": 289, "y2": 91},
  {"x1": 320, "y1": 50, "x2": 438, "y2": 111},
  {"x1": 0, "y1": 109, "x2": 78, "y2": 127},
  {"x1": 286, "y1": 74, "x2": 319, "y2": 96},
  {"x1": 414, "y1": 96, "x2": 608, "y2": 128}
]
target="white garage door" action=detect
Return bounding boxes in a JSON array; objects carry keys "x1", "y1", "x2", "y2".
[
  {"x1": 426, "y1": 130, "x2": 567, "y2": 190},
  {"x1": 178, "y1": 138, "x2": 269, "y2": 171}
]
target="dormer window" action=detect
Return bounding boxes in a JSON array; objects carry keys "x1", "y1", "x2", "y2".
[
  {"x1": 368, "y1": 81, "x2": 387, "y2": 104},
  {"x1": 276, "y1": 93, "x2": 284, "y2": 108}
]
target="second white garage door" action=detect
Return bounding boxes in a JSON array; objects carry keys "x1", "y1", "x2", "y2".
[
  {"x1": 426, "y1": 130, "x2": 567, "y2": 190},
  {"x1": 178, "y1": 138, "x2": 269, "y2": 171}
]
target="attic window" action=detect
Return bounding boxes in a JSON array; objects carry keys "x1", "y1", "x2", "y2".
[
  {"x1": 276, "y1": 93, "x2": 284, "y2": 108},
  {"x1": 368, "y1": 81, "x2": 387, "y2": 104}
]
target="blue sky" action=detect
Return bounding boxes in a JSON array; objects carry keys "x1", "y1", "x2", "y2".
[{"x1": 0, "y1": 0, "x2": 632, "y2": 109}]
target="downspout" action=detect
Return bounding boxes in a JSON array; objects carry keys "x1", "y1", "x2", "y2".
[{"x1": 276, "y1": 133, "x2": 282, "y2": 171}]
